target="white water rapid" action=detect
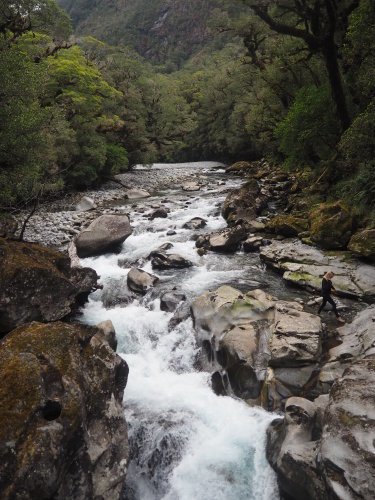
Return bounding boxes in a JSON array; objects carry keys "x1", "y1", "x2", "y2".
[{"x1": 80, "y1": 162, "x2": 280, "y2": 500}]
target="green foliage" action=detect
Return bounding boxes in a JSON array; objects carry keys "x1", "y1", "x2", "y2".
[{"x1": 275, "y1": 85, "x2": 341, "y2": 168}]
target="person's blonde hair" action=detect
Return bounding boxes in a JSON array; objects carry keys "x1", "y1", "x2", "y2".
[{"x1": 324, "y1": 271, "x2": 334, "y2": 279}]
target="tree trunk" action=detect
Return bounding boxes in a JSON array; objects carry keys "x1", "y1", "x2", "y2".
[{"x1": 322, "y1": 39, "x2": 351, "y2": 131}]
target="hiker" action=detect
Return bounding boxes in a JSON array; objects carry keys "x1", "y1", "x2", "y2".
[{"x1": 318, "y1": 271, "x2": 345, "y2": 323}]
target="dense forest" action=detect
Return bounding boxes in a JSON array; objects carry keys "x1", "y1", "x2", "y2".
[{"x1": 0, "y1": 0, "x2": 374, "y2": 223}]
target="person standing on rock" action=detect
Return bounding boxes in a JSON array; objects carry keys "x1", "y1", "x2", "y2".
[{"x1": 318, "y1": 271, "x2": 345, "y2": 323}]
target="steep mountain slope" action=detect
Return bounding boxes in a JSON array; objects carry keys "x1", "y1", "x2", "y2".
[{"x1": 58, "y1": 0, "x2": 218, "y2": 66}]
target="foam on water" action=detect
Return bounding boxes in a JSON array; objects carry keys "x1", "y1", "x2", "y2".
[{"x1": 80, "y1": 163, "x2": 279, "y2": 499}]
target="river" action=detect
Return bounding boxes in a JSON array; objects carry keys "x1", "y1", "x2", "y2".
[{"x1": 79, "y1": 162, "x2": 287, "y2": 499}]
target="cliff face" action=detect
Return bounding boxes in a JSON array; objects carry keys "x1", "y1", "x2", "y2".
[{"x1": 58, "y1": 0, "x2": 216, "y2": 64}]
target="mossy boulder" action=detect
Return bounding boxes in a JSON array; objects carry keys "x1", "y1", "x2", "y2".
[
  {"x1": 0, "y1": 238, "x2": 98, "y2": 335},
  {"x1": 309, "y1": 201, "x2": 353, "y2": 249},
  {"x1": 226, "y1": 161, "x2": 252, "y2": 173},
  {"x1": 0, "y1": 321, "x2": 129, "y2": 499},
  {"x1": 348, "y1": 228, "x2": 375, "y2": 260},
  {"x1": 222, "y1": 180, "x2": 266, "y2": 225},
  {"x1": 266, "y1": 214, "x2": 308, "y2": 237}
]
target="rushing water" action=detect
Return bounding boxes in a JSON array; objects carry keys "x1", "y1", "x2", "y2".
[{"x1": 80, "y1": 162, "x2": 281, "y2": 500}]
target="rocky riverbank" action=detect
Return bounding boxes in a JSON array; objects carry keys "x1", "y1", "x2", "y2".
[
  {"x1": 188, "y1": 160, "x2": 375, "y2": 498},
  {"x1": 1, "y1": 159, "x2": 375, "y2": 499}
]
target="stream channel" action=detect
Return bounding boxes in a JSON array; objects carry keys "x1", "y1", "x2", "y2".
[{"x1": 78, "y1": 161, "x2": 311, "y2": 500}]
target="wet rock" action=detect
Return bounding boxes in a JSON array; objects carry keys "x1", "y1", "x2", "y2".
[
  {"x1": 148, "y1": 243, "x2": 173, "y2": 259},
  {"x1": 75, "y1": 196, "x2": 96, "y2": 212},
  {"x1": 0, "y1": 239, "x2": 98, "y2": 336},
  {"x1": 266, "y1": 214, "x2": 308, "y2": 237},
  {"x1": 348, "y1": 228, "x2": 375, "y2": 261},
  {"x1": 124, "y1": 189, "x2": 151, "y2": 199},
  {"x1": 160, "y1": 291, "x2": 186, "y2": 312},
  {"x1": 102, "y1": 277, "x2": 135, "y2": 308},
  {"x1": 0, "y1": 321, "x2": 129, "y2": 500},
  {"x1": 167, "y1": 230, "x2": 176, "y2": 236},
  {"x1": 208, "y1": 225, "x2": 247, "y2": 252},
  {"x1": 168, "y1": 302, "x2": 191, "y2": 330},
  {"x1": 149, "y1": 208, "x2": 168, "y2": 220},
  {"x1": 151, "y1": 252, "x2": 193, "y2": 270},
  {"x1": 183, "y1": 217, "x2": 207, "y2": 230},
  {"x1": 75, "y1": 215, "x2": 132, "y2": 258},
  {"x1": 127, "y1": 267, "x2": 159, "y2": 294},
  {"x1": 309, "y1": 201, "x2": 353, "y2": 249},
  {"x1": 243, "y1": 235, "x2": 263, "y2": 252}
]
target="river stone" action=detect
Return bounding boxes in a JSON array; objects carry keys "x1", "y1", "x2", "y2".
[
  {"x1": 208, "y1": 225, "x2": 247, "y2": 252},
  {"x1": 150, "y1": 208, "x2": 168, "y2": 220},
  {"x1": 219, "y1": 324, "x2": 257, "y2": 368},
  {"x1": 75, "y1": 196, "x2": 96, "y2": 212},
  {"x1": 243, "y1": 235, "x2": 263, "y2": 252},
  {"x1": 183, "y1": 217, "x2": 207, "y2": 230},
  {"x1": 160, "y1": 291, "x2": 186, "y2": 312},
  {"x1": 348, "y1": 228, "x2": 375, "y2": 260},
  {"x1": 127, "y1": 267, "x2": 159, "y2": 294},
  {"x1": 269, "y1": 308, "x2": 322, "y2": 366},
  {"x1": 102, "y1": 277, "x2": 135, "y2": 308},
  {"x1": 0, "y1": 238, "x2": 98, "y2": 336},
  {"x1": 0, "y1": 321, "x2": 129, "y2": 500},
  {"x1": 151, "y1": 252, "x2": 193, "y2": 270},
  {"x1": 75, "y1": 215, "x2": 132, "y2": 258},
  {"x1": 168, "y1": 302, "x2": 191, "y2": 331},
  {"x1": 273, "y1": 365, "x2": 317, "y2": 390},
  {"x1": 124, "y1": 189, "x2": 151, "y2": 199},
  {"x1": 182, "y1": 182, "x2": 200, "y2": 191}
]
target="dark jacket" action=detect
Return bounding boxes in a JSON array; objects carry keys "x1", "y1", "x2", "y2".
[{"x1": 321, "y1": 277, "x2": 334, "y2": 297}]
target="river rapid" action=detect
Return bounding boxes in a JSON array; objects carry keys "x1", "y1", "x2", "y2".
[{"x1": 79, "y1": 162, "x2": 287, "y2": 500}]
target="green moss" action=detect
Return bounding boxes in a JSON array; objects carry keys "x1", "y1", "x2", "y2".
[{"x1": 340, "y1": 411, "x2": 360, "y2": 426}]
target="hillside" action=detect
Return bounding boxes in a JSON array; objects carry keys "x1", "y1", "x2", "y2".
[{"x1": 58, "y1": 0, "x2": 219, "y2": 67}]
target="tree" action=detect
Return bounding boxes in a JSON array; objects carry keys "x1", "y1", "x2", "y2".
[{"x1": 242, "y1": 0, "x2": 360, "y2": 131}]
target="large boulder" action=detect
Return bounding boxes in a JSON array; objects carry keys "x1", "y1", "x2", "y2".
[
  {"x1": 222, "y1": 181, "x2": 264, "y2": 225},
  {"x1": 0, "y1": 239, "x2": 98, "y2": 336},
  {"x1": 309, "y1": 201, "x2": 353, "y2": 249},
  {"x1": 348, "y1": 228, "x2": 375, "y2": 260},
  {"x1": 75, "y1": 215, "x2": 132, "y2": 258},
  {"x1": 266, "y1": 214, "x2": 308, "y2": 237},
  {"x1": 151, "y1": 252, "x2": 193, "y2": 270},
  {"x1": 0, "y1": 321, "x2": 129, "y2": 500},
  {"x1": 127, "y1": 267, "x2": 159, "y2": 294},
  {"x1": 206, "y1": 225, "x2": 247, "y2": 253}
]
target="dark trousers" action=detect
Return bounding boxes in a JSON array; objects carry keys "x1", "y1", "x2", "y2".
[{"x1": 318, "y1": 295, "x2": 339, "y2": 317}]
